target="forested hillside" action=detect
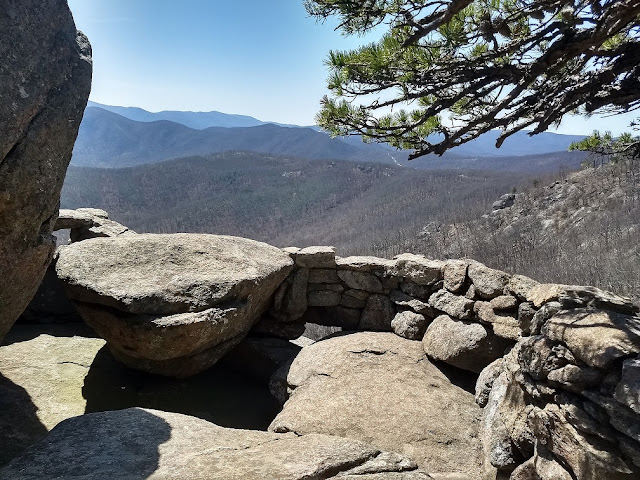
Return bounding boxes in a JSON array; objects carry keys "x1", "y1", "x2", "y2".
[
  {"x1": 412, "y1": 160, "x2": 640, "y2": 300},
  {"x1": 61, "y1": 152, "x2": 534, "y2": 255}
]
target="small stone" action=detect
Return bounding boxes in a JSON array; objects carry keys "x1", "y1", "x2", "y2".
[
  {"x1": 307, "y1": 290, "x2": 341, "y2": 307},
  {"x1": 475, "y1": 358, "x2": 505, "y2": 407},
  {"x1": 529, "y1": 301, "x2": 561, "y2": 335},
  {"x1": 75, "y1": 208, "x2": 109, "y2": 219},
  {"x1": 465, "y1": 283, "x2": 477, "y2": 300},
  {"x1": 308, "y1": 268, "x2": 339, "y2": 284},
  {"x1": 490, "y1": 295, "x2": 518, "y2": 311},
  {"x1": 615, "y1": 358, "x2": 640, "y2": 414},
  {"x1": 54, "y1": 209, "x2": 94, "y2": 230},
  {"x1": 389, "y1": 290, "x2": 434, "y2": 316},
  {"x1": 443, "y1": 260, "x2": 468, "y2": 293},
  {"x1": 340, "y1": 290, "x2": 368, "y2": 309},
  {"x1": 547, "y1": 364, "x2": 604, "y2": 392},
  {"x1": 507, "y1": 275, "x2": 540, "y2": 301},
  {"x1": 468, "y1": 261, "x2": 510, "y2": 299},
  {"x1": 400, "y1": 281, "x2": 432, "y2": 300},
  {"x1": 292, "y1": 246, "x2": 336, "y2": 268},
  {"x1": 423, "y1": 315, "x2": 511, "y2": 373},
  {"x1": 518, "y1": 302, "x2": 537, "y2": 335},
  {"x1": 391, "y1": 254, "x2": 444, "y2": 286},
  {"x1": 335, "y1": 256, "x2": 394, "y2": 272},
  {"x1": 428, "y1": 289, "x2": 474, "y2": 320},
  {"x1": 337, "y1": 270, "x2": 383, "y2": 293},
  {"x1": 285, "y1": 268, "x2": 309, "y2": 320},
  {"x1": 69, "y1": 217, "x2": 135, "y2": 242},
  {"x1": 391, "y1": 311, "x2": 427, "y2": 340},
  {"x1": 474, "y1": 302, "x2": 520, "y2": 337},
  {"x1": 307, "y1": 283, "x2": 343, "y2": 293},
  {"x1": 359, "y1": 294, "x2": 395, "y2": 331}
]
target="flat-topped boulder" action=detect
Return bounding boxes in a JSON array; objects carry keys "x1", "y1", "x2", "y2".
[
  {"x1": 0, "y1": 408, "x2": 432, "y2": 479},
  {"x1": 55, "y1": 234, "x2": 293, "y2": 377},
  {"x1": 269, "y1": 332, "x2": 491, "y2": 479}
]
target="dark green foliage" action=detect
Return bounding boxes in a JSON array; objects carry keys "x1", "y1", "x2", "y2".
[{"x1": 307, "y1": 0, "x2": 640, "y2": 158}]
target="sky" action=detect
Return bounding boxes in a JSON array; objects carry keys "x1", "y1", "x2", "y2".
[{"x1": 68, "y1": 0, "x2": 637, "y2": 135}]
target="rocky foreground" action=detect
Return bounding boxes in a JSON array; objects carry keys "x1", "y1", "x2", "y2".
[{"x1": 0, "y1": 208, "x2": 639, "y2": 479}]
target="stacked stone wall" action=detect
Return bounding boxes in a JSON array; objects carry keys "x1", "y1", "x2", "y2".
[{"x1": 264, "y1": 244, "x2": 640, "y2": 479}]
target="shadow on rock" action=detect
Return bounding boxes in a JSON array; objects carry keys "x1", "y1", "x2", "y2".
[
  {"x1": 0, "y1": 373, "x2": 48, "y2": 466},
  {"x1": 1, "y1": 323, "x2": 98, "y2": 347},
  {"x1": 0, "y1": 408, "x2": 169, "y2": 479},
  {"x1": 431, "y1": 359, "x2": 479, "y2": 394},
  {"x1": 82, "y1": 346, "x2": 281, "y2": 430}
]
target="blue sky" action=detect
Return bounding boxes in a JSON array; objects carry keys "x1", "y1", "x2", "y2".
[{"x1": 68, "y1": 0, "x2": 637, "y2": 134}]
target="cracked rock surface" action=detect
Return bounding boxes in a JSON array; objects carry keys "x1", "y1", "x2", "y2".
[
  {"x1": 0, "y1": 407, "x2": 433, "y2": 479},
  {"x1": 269, "y1": 332, "x2": 491, "y2": 479}
]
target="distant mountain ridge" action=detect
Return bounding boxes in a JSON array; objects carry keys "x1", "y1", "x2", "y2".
[
  {"x1": 72, "y1": 106, "x2": 404, "y2": 168},
  {"x1": 73, "y1": 103, "x2": 586, "y2": 169},
  {"x1": 87, "y1": 101, "x2": 295, "y2": 129}
]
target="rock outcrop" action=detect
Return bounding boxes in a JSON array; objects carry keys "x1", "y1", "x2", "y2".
[
  {"x1": 478, "y1": 286, "x2": 640, "y2": 479},
  {"x1": 10, "y1": 219, "x2": 640, "y2": 479},
  {"x1": 56, "y1": 207, "x2": 135, "y2": 241},
  {"x1": 0, "y1": 0, "x2": 92, "y2": 341},
  {"x1": 269, "y1": 332, "x2": 490, "y2": 479},
  {"x1": 0, "y1": 325, "x2": 104, "y2": 464},
  {"x1": 0, "y1": 408, "x2": 433, "y2": 479},
  {"x1": 55, "y1": 234, "x2": 293, "y2": 377}
]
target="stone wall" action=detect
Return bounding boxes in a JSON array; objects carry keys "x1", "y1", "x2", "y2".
[
  {"x1": 261, "y1": 245, "x2": 640, "y2": 479},
  {"x1": 42, "y1": 212, "x2": 640, "y2": 479}
]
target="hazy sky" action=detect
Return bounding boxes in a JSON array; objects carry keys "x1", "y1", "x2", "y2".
[{"x1": 68, "y1": 0, "x2": 637, "y2": 134}]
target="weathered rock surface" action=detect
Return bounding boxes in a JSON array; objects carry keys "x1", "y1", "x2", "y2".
[
  {"x1": 391, "y1": 311, "x2": 427, "y2": 340},
  {"x1": 527, "y1": 284, "x2": 639, "y2": 314},
  {"x1": 443, "y1": 259, "x2": 468, "y2": 293},
  {"x1": 0, "y1": 325, "x2": 102, "y2": 465},
  {"x1": 0, "y1": 408, "x2": 432, "y2": 479},
  {"x1": 290, "y1": 246, "x2": 336, "y2": 268},
  {"x1": 0, "y1": 325, "x2": 290, "y2": 466},
  {"x1": 615, "y1": 359, "x2": 640, "y2": 414},
  {"x1": 0, "y1": 0, "x2": 92, "y2": 341},
  {"x1": 391, "y1": 254, "x2": 444, "y2": 286},
  {"x1": 543, "y1": 308, "x2": 640, "y2": 368},
  {"x1": 59, "y1": 208, "x2": 135, "y2": 242},
  {"x1": 423, "y1": 315, "x2": 510, "y2": 373},
  {"x1": 429, "y1": 289, "x2": 474, "y2": 319},
  {"x1": 269, "y1": 332, "x2": 489, "y2": 479},
  {"x1": 468, "y1": 262, "x2": 510, "y2": 299},
  {"x1": 56, "y1": 234, "x2": 293, "y2": 376}
]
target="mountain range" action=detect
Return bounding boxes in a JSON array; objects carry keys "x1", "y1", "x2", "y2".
[{"x1": 72, "y1": 103, "x2": 587, "y2": 171}]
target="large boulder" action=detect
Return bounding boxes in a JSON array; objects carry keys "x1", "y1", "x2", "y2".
[
  {"x1": 423, "y1": 315, "x2": 511, "y2": 373},
  {"x1": 0, "y1": 408, "x2": 433, "y2": 479},
  {"x1": 55, "y1": 234, "x2": 294, "y2": 377},
  {"x1": 0, "y1": 0, "x2": 92, "y2": 341},
  {"x1": 269, "y1": 332, "x2": 491, "y2": 479}
]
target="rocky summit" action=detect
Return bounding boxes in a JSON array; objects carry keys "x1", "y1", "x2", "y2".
[
  {"x1": 55, "y1": 233, "x2": 293, "y2": 377},
  {"x1": 0, "y1": 0, "x2": 92, "y2": 341}
]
